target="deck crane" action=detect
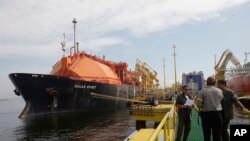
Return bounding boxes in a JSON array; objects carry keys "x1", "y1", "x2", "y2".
[
  {"x1": 214, "y1": 49, "x2": 241, "y2": 80},
  {"x1": 134, "y1": 59, "x2": 159, "y2": 94}
]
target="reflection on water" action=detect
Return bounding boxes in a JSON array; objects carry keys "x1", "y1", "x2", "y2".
[
  {"x1": 18, "y1": 110, "x2": 135, "y2": 141},
  {"x1": 0, "y1": 98, "x2": 135, "y2": 141}
]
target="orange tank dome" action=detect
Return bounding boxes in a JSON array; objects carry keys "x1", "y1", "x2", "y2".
[{"x1": 50, "y1": 54, "x2": 122, "y2": 85}]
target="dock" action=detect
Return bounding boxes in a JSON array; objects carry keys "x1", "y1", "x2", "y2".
[
  {"x1": 124, "y1": 100, "x2": 250, "y2": 141},
  {"x1": 124, "y1": 103, "x2": 177, "y2": 141},
  {"x1": 125, "y1": 102, "x2": 204, "y2": 141}
]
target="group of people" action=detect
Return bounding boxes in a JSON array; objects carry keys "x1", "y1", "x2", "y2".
[{"x1": 175, "y1": 76, "x2": 248, "y2": 141}]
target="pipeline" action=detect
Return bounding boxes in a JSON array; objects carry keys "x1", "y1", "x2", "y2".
[{"x1": 90, "y1": 92, "x2": 148, "y2": 104}]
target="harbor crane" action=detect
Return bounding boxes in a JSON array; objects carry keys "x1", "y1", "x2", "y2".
[
  {"x1": 214, "y1": 49, "x2": 241, "y2": 80},
  {"x1": 134, "y1": 59, "x2": 159, "y2": 94}
]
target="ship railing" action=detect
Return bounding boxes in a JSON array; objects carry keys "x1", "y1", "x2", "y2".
[
  {"x1": 148, "y1": 105, "x2": 176, "y2": 141},
  {"x1": 125, "y1": 103, "x2": 176, "y2": 141}
]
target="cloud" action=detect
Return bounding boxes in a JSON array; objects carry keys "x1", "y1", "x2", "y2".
[
  {"x1": 0, "y1": 0, "x2": 249, "y2": 58},
  {"x1": 1, "y1": 0, "x2": 250, "y2": 98},
  {"x1": 0, "y1": 42, "x2": 60, "y2": 59},
  {"x1": 80, "y1": 37, "x2": 126, "y2": 51}
]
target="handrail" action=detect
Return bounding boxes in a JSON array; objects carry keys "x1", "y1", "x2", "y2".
[{"x1": 148, "y1": 104, "x2": 176, "y2": 141}]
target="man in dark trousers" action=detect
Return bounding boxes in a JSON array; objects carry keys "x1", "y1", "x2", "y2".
[
  {"x1": 175, "y1": 85, "x2": 193, "y2": 141},
  {"x1": 217, "y1": 80, "x2": 248, "y2": 141},
  {"x1": 196, "y1": 76, "x2": 223, "y2": 141}
]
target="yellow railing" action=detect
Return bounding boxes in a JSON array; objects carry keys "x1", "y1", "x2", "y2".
[{"x1": 148, "y1": 104, "x2": 176, "y2": 141}]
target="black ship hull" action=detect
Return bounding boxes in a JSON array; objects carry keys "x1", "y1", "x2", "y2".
[{"x1": 9, "y1": 73, "x2": 140, "y2": 118}]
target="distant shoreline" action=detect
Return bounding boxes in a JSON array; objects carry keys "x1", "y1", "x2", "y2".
[{"x1": 0, "y1": 97, "x2": 21, "y2": 102}]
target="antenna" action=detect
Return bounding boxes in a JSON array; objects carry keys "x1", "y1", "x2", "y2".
[{"x1": 173, "y1": 45, "x2": 177, "y2": 94}]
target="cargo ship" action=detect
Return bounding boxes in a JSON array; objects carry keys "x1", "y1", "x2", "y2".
[
  {"x1": 9, "y1": 19, "x2": 143, "y2": 118},
  {"x1": 226, "y1": 62, "x2": 250, "y2": 108}
]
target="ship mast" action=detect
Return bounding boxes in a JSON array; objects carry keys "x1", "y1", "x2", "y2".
[
  {"x1": 61, "y1": 33, "x2": 67, "y2": 57},
  {"x1": 163, "y1": 58, "x2": 166, "y2": 91},
  {"x1": 214, "y1": 54, "x2": 216, "y2": 76},
  {"x1": 72, "y1": 18, "x2": 77, "y2": 54},
  {"x1": 173, "y1": 45, "x2": 177, "y2": 94}
]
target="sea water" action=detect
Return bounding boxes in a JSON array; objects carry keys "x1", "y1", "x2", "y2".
[
  {"x1": 0, "y1": 98, "x2": 249, "y2": 141},
  {"x1": 0, "y1": 98, "x2": 135, "y2": 141}
]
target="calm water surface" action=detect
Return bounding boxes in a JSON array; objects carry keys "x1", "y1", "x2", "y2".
[{"x1": 0, "y1": 98, "x2": 136, "y2": 141}]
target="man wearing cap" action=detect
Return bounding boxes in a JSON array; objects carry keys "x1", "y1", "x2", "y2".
[
  {"x1": 196, "y1": 76, "x2": 223, "y2": 141},
  {"x1": 175, "y1": 85, "x2": 193, "y2": 141}
]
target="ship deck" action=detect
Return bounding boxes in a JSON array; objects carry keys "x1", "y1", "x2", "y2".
[
  {"x1": 125, "y1": 105, "x2": 205, "y2": 141},
  {"x1": 125, "y1": 103, "x2": 250, "y2": 141}
]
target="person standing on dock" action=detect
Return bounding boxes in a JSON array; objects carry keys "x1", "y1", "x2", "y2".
[
  {"x1": 175, "y1": 85, "x2": 193, "y2": 141},
  {"x1": 196, "y1": 76, "x2": 223, "y2": 141},
  {"x1": 217, "y1": 80, "x2": 248, "y2": 141}
]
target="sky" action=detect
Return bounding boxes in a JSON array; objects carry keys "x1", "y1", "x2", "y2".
[{"x1": 1, "y1": 0, "x2": 250, "y2": 99}]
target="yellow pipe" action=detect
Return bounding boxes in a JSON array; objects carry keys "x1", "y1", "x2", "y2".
[{"x1": 164, "y1": 122, "x2": 167, "y2": 141}]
